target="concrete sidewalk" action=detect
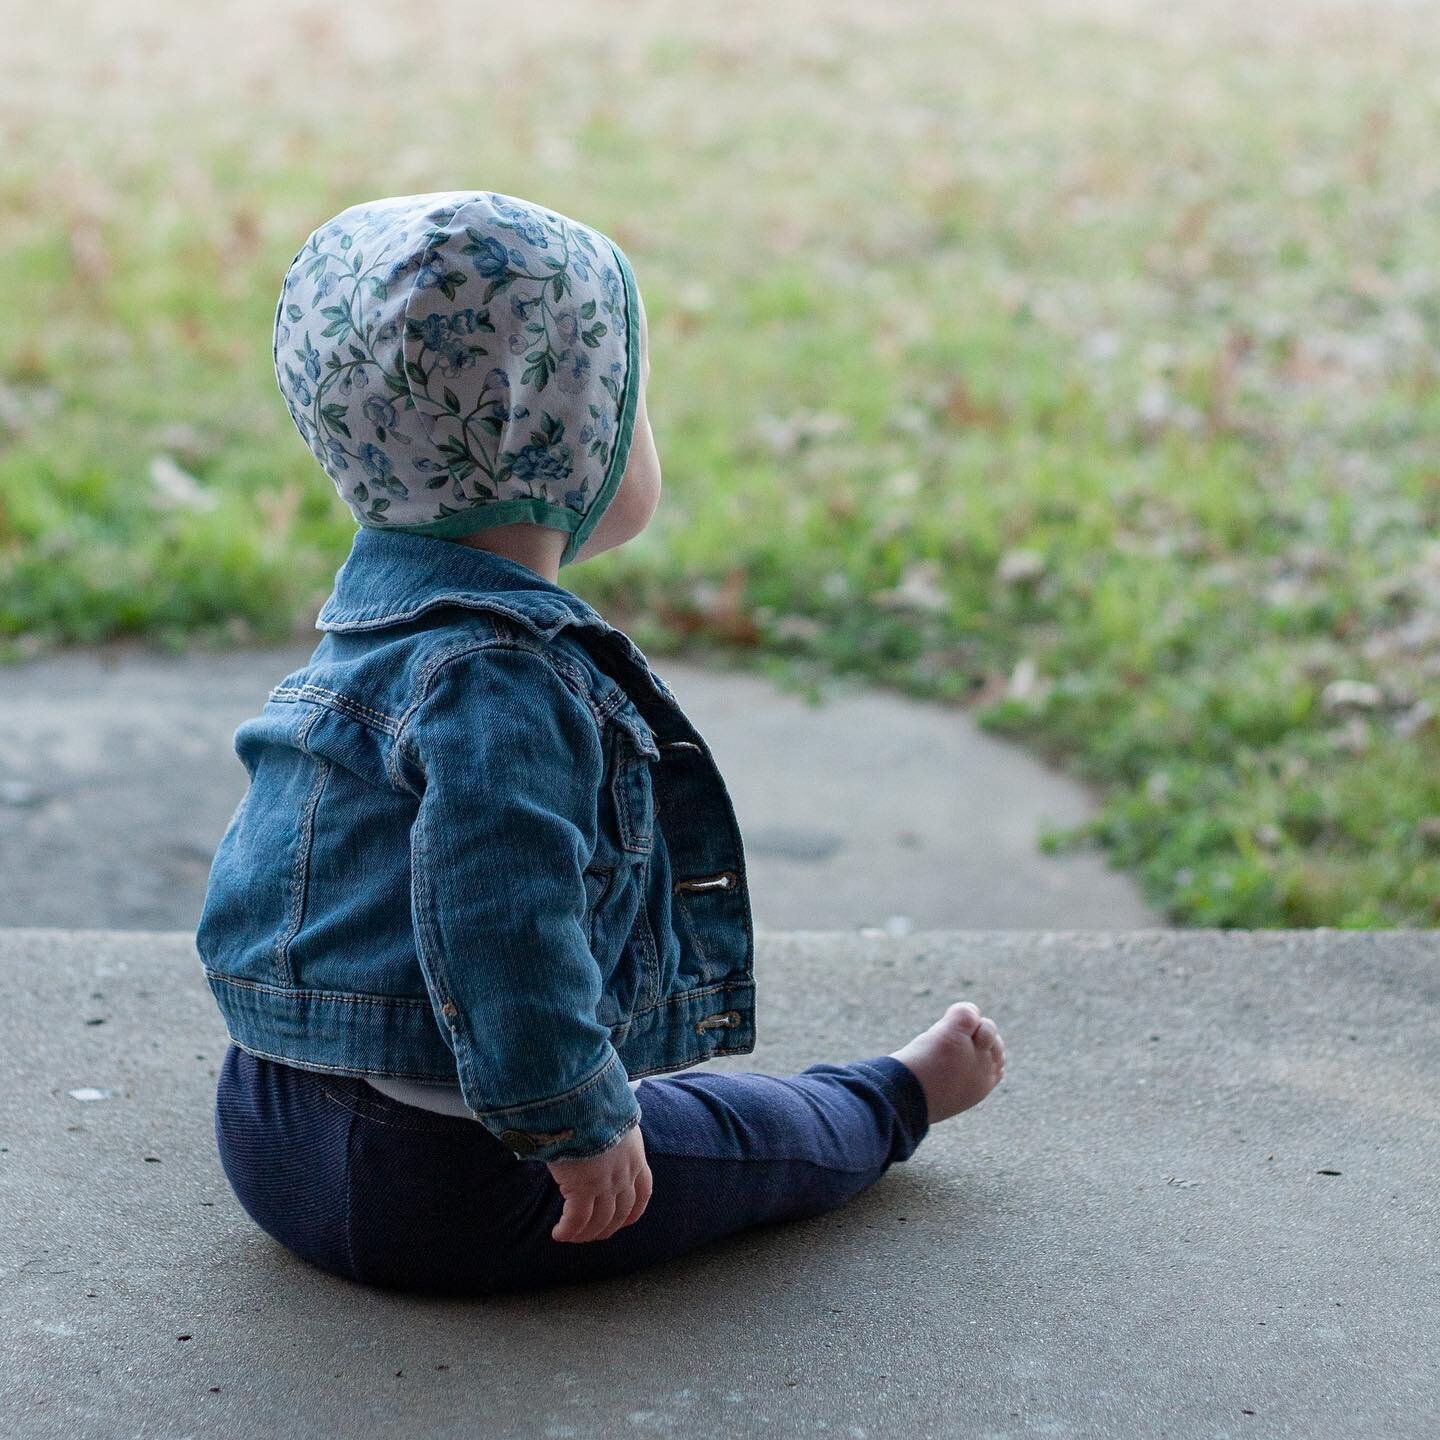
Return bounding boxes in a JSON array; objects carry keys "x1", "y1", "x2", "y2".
[
  {"x1": 3, "y1": 928, "x2": 1436, "y2": 1439},
  {"x1": 0, "y1": 642, "x2": 1158, "y2": 932}
]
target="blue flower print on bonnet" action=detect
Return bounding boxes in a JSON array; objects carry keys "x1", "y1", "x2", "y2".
[{"x1": 272, "y1": 191, "x2": 642, "y2": 567}]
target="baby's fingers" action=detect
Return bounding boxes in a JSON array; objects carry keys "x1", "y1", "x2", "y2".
[
  {"x1": 593, "y1": 1182, "x2": 637, "y2": 1242},
  {"x1": 551, "y1": 1193, "x2": 596, "y2": 1244},
  {"x1": 574, "y1": 1192, "x2": 618, "y2": 1245},
  {"x1": 620, "y1": 1163, "x2": 653, "y2": 1231}
]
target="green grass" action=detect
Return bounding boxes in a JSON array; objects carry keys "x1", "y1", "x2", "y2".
[{"x1": 3, "y1": 0, "x2": 1439, "y2": 925}]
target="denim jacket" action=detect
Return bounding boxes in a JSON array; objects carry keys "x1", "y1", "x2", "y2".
[{"x1": 196, "y1": 529, "x2": 756, "y2": 1161}]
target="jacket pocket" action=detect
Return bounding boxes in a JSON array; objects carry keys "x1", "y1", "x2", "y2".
[{"x1": 607, "y1": 703, "x2": 659, "y2": 856}]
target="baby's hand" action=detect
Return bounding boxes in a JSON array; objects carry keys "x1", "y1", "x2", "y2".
[{"x1": 545, "y1": 1125, "x2": 652, "y2": 1244}]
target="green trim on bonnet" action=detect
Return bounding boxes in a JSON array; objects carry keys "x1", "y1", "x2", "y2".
[
  {"x1": 559, "y1": 241, "x2": 642, "y2": 569},
  {"x1": 372, "y1": 496, "x2": 584, "y2": 542}
]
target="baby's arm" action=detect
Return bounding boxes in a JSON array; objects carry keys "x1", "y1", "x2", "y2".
[{"x1": 402, "y1": 645, "x2": 651, "y2": 1239}]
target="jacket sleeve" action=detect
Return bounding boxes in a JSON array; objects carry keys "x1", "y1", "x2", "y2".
[{"x1": 400, "y1": 643, "x2": 640, "y2": 1162}]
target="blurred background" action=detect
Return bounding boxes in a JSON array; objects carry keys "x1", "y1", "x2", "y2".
[{"x1": 1, "y1": 0, "x2": 1437, "y2": 929}]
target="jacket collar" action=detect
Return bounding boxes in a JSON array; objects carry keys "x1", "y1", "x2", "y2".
[
  {"x1": 315, "y1": 529, "x2": 609, "y2": 635},
  {"x1": 315, "y1": 529, "x2": 676, "y2": 704}
]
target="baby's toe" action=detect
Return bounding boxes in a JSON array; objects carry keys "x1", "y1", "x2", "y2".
[
  {"x1": 946, "y1": 1002, "x2": 982, "y2": 1035},
  {"x1": 974, "y1": 1017, "x2": 999, "y2": 1049}
]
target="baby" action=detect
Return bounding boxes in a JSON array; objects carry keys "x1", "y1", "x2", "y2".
[{"x1": 197, "y1": 191, "x2": 1004, "y2": 1293}]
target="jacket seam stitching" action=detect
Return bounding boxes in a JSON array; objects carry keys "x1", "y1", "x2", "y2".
[
  {"x1": 206, "y1": 971, "x2": 434, "y2": 1009},
  {"x1": 622, "y1": 1035, "x2": 757, "y2": 1081},
  {"x1": 273, "y1": 709, "x2": 328, "y2": 985},
  {"x1": 219, "y1": 1028, "x2": 755, "y2": 1092},
  {"x1": 558, "y1": 1112, "x2": 639, "y2": 1161},
  {"x1": 611, "y1": 743, "x2": 655, "y2": 853},
  {"x1": 471, "y1": 1048, "x2": 625, "y2": 1122},
  {"x1": 406, "y1": 781, "x2": 463, "y2": 1092},
  {"x1": 269, "y1": 684, "x2": 401, "y2": 736},
  {"x1": 208, "y1": 968, "x2": 743, "y2": 1017},
  {"x1": 626, "y1": 980, "x2": 749, "y2": 1023},
  {"x1": 393, "y1": 638, "x2": 602, "y2": 772},
  {"x1": 228, "y1": 1039, "x2": 439, "y2": 1074},
  {"x1": 317, "y1": 596, "x2": 585, "y2": 637}
]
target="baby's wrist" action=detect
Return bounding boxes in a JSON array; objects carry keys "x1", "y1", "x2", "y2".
[
  {"x1": 545, "y1": 1113, "x2": 640, "y2": 1167},
  {"x1": 477, "y1": 1049, "x2": 640, "y2": 1162}
]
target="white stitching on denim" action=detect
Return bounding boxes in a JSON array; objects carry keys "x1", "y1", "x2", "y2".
[
  {"x1": 394, "y1": 638, "x2": 605, "y2": 765},
  {"x1": 609, "y1": 746, "x2": 654, "y2": 854},
  {"x1": 406, "y1": 781, "x2": 464, "y2": 1079},
  {"x1": 594, "y1": 686, "x2": 628, "y2": 723},
  {"x1": 562, "y1": 1111, "x2": 639, "y2": 1161},
  {"x1": 407, "y1": 635, "x2": 525, "y2": 718},
  {"x1": 229, "y1": 1039, "x2": 437, "y2": 1075},
  {"x1": 269, "y1": 684, "x2": 401, "y2": 735},
  {"x1": 625, "y1": 979, "x2": 748, "y2": 1023},
  {"x1": 209, "y1": 969, "x2": 745, "y2": 1021},
  {"x1": 275, "y1": 723, "x2": 331, "y2": 986},
  {"x1": 621, "y1": 1037, "x2": 753, "y2": 1081},
  {"x1": 473, "y1": 1047, "x2": 625, "y2": 1121},
  {"x1": 318, "y1": 594, "x2": 588, "y2": 643},
  {"x1": 605, "y1": 697, "x2": 660, "y2": 758},
  {"x1": 392, "y1": 638, "x2": 502, "y2": 771},
  {"x1": 206, "y1": 971, "x2": 432, "y2": 1008}
]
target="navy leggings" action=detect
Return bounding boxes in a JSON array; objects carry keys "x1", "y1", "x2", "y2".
[{"x1": 214, "y1": 1042, "x2": 929, "y2": 1295}]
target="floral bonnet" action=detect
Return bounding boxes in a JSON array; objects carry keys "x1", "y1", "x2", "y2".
[{"x1": 272, "y1": 191, "x2": 642, "y2": 567}]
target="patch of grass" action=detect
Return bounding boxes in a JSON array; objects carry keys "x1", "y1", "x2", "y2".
[{"x1": 2, "y1": 0, "x2": 1439, "y2": 925}]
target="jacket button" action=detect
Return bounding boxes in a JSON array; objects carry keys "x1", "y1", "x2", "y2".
[{"x1": 500, "y1": 1128, "x2": 538, "y2": 1156}]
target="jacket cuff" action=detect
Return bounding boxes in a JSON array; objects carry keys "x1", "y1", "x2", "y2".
[{"x1": 471, "y1": 1048, "x2": 641, "y2": 1162}]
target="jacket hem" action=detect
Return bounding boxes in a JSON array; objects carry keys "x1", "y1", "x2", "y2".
[{"x1": 204, "y1": 969, "x2": 756, "y2": 1085}]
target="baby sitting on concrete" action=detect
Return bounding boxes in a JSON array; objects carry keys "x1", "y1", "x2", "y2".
[{"x1": 197, "y1": 190, "x2": 1005, "y2": 1292}]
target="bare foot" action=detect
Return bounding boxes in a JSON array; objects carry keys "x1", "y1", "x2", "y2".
[{"x1": 890, "y1": 1001, "x2": 1005, "y2": 1123}]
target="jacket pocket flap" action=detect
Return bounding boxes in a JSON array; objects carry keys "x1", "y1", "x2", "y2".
[{"x1": 609, "y1": 699, "x2": 660, "y2": 761}]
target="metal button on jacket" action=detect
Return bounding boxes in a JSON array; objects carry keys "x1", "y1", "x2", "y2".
[{"x1": 500, "y1": 1129, "x2": 538, "y2": 1156}]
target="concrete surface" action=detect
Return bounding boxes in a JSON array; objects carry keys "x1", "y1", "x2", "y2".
[
  {"x1": 3, "y1": 927, "x2": 1436, "y2": 1439},
  {"x1": 0, "y1": 642, "x2": 1158, "y2": 933}
]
